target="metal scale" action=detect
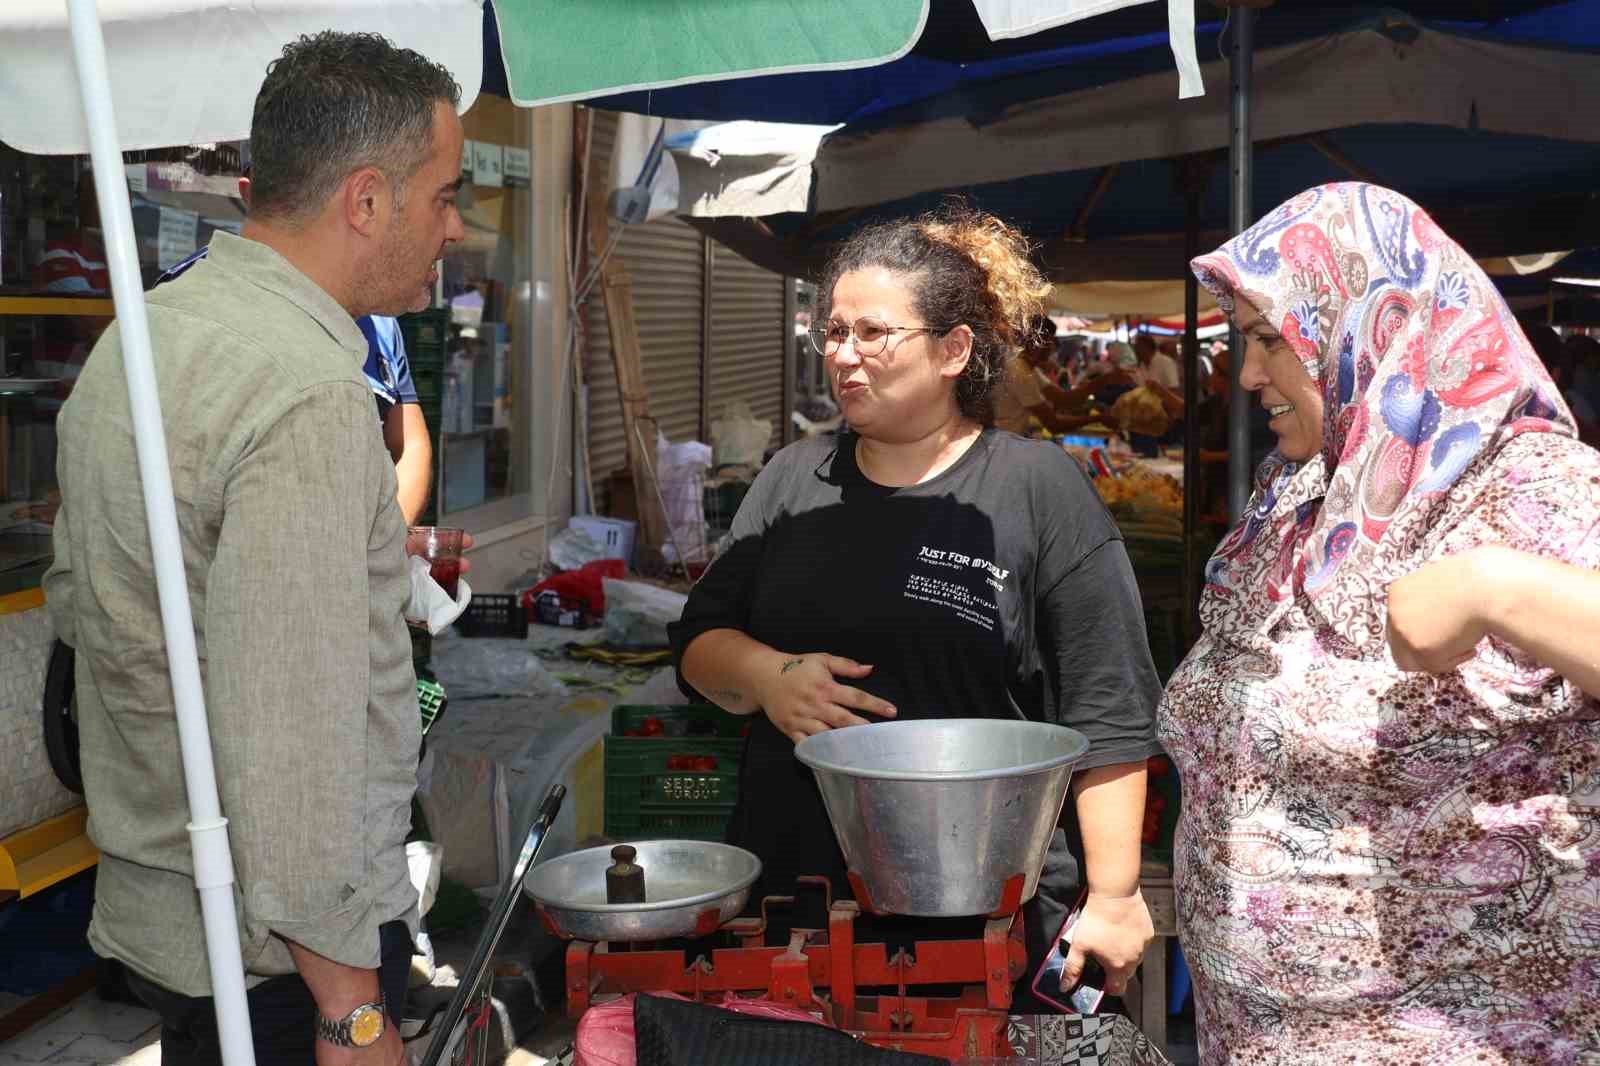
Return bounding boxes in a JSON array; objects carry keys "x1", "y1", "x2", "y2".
[{"x1": 526, "y1": 719, "x2": 1090, "y2": 1062}]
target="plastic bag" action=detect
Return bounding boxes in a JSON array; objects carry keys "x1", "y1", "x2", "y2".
[
  {"x1": 405, "y1": 840, "x2": 443, "y2": 919},
  {"x1": 404, "y1": 556, "x2": 472, "y2": 635},
  {"x1": 711, "y1": 401, "x2": 773, "y2": 470},
  {"x1": 656, "y1": 432, "x2": 713, "y2": 564},
  {"x1": 549, "y1": 523, "x2": 608, "y2": 571},
  {"x1": 603, "y1": 578, "x2": 689, "y2": 648},
  {"x1": 524, "y1": 559, "x2": 627, "y2": 622}
]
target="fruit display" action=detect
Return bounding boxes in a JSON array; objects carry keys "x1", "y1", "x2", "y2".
[{"x1": 1095, "y1": 469, "x2": 1183, "y2": 576}]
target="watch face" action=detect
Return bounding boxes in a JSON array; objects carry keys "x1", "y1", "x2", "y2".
[{"x1": 349, "y1": 1005, "x2": 385, "y2": 1047}]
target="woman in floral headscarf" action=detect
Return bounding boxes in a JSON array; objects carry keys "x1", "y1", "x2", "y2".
[{"x1": 1159, "y1": 183, "x2": 1600, "y2": 1064}]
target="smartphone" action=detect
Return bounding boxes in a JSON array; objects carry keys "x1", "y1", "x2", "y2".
[{"x1": 1030, "y1": 890, "x2": 1106, "y2": 1014}]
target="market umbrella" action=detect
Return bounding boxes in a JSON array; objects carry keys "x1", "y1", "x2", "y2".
[
  {"x1": 493, "y1": 0, "x2": 1204, "y2": 108},
  {"x1": 650, "y1": 7, "x2": 1600, "y2": 240},
  {"x1": 585, "y1": 0, "x2": 1579, "y2": 125}
]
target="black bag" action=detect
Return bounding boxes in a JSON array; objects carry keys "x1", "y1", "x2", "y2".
[{"x1": 632, "y1": 993, "x2": 945, "y2": 1066}]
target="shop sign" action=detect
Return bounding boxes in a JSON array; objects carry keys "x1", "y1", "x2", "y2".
[
  {"x1": 157, "y1": 206, "x2": 198, "y2": 269},
  {"x1": 471, "y1": 141, "x2": 504, "y2": 188},
  {"x1": 503, "y1": 146, "x2": 531, "y2": 188}
]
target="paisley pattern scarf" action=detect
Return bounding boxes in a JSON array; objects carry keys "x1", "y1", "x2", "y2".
[{"x1": 1159, "y1": 183, "x2": 1600, "y2": 1064}]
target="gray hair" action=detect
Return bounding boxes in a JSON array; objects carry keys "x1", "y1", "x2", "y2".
[{"x1": 248, "y1": 31, "x2": 461, "y2": 224}]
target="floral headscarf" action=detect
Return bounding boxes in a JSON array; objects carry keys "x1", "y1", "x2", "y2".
[{"x1": 1188, "y1": 182, "x2": 1575, "y2": 649}]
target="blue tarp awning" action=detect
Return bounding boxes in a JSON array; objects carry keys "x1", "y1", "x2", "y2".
[{"x1": 573, "y1": 1, "x2": 1595, "y2": 125}]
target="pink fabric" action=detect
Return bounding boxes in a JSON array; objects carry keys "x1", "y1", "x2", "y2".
[
  {"x1": 574, "y1": 993, "x2": 830, "y2": 1066},
  {"x1": 1161, "y1": 183, "x2": 1600, "y2": 1063}
]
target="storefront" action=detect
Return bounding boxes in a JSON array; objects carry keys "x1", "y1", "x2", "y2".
[
  {"x1": 580, "y1": 109, "x2": 794, "y2": 520},
  {"x1": 0, "y1": 99, "x2": 577, "y2": 853},
  {"x1": 0, "y1": 97, "x2": 577, "y2": 579}
]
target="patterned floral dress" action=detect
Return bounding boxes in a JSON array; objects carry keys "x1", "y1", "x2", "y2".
[{"x1": 1158, "y1": 183, "x2": 1600, "y2": 1064}]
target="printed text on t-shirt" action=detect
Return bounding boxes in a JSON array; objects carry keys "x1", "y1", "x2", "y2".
[{"x1": 905, "y1": 545, "x2": 1006, "y2": 631}]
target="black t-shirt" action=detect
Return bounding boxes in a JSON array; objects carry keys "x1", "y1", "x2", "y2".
[{"x1": 669, "y1": 429, "x2": 1162, "y2": 952}]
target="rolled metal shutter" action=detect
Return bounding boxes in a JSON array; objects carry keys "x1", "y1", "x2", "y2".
[
  {"x1": 583, "y1": 110, "x2": 706, "y2": 496},
  {"x1": 705, "y1": 242, "x2": 787, "y2": 442}
]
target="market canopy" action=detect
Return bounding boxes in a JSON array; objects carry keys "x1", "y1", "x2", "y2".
[
  {"x1": 2, "y1": 0, "x2": 1217, "y2": 156},
  {"x1": 0, "y1": 0, "x2": 484, "y2": 154},
  {"x1": 1497, "y1": 247, "x2": 1600, "y2": 324},
  {"x1": 808, "y1": 7, "x2": 1600, "y2": 215},
  {"x1": 659, "y1": 4, "x2": 1600, "y2": 282},
  {"x1": 1050, "y1": 281, "x2": 1222, "y2": 326},
  {"x1": 490, "y1": 0, "x2": 1208, "y2": 108},
  {"x1": 586, "y1": 0, "x2": 1595, "y2": 125},
  {"x1": 656, "y1": 6, "x2": 1600, "y2": 217}
]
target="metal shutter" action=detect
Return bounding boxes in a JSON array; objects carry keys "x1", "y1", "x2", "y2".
[
  {"x1": 583, "y1": 110, "x2": 706, "y2": 493},
  {"x1": 706, "y1": 242, "x2": 787, "y2": 439}
]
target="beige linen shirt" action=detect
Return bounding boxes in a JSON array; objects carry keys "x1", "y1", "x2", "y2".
[{"x1": 43, "y1": 231, "x2": 420, "y2": 997}]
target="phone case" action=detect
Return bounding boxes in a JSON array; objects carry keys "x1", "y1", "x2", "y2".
[{"x1": 1030, "y1": 890, "x2": 1106, "y2": 1014}]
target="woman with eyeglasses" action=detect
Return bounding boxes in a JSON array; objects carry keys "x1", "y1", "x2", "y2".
[{"x1": 669, "y1": 206, "x2": 1162, "y2": 997}]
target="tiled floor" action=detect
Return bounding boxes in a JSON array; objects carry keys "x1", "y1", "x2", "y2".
[{"x1": 0, "y1": 997, "x2": 159, "y2": 1066}]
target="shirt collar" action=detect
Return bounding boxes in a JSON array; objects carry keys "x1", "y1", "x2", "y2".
[{"x1": 204, "y1": 231, "x2": 368, "y2": 364}]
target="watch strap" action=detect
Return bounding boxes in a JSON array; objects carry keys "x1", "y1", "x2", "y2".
[{"x1": 315, "y1": 997, "x2": 385, "y2": 1048}]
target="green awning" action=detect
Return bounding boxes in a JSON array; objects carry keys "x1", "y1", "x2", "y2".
[{"x1": 493, "y1": 0, "x2": 930, "y2": 107}]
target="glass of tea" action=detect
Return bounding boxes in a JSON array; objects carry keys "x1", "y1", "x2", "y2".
[{"x1": 406, "y1": 526, "x2": 465, "y2": 599}]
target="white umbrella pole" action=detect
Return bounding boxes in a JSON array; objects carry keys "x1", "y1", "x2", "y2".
[{"x1": 64, "y1": 2, "x2": 256, "y2": 1062}]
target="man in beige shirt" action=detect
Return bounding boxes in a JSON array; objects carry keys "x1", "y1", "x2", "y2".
[
  {"x1": 992, "y1": 316, "x2": 1086, "y2": 436},
  {"x1": 44, "y1": 31, "x2": 464, "y2": 1066}
]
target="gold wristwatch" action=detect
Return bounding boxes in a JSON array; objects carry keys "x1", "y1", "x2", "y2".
[{"x1": 316, "y1": 998, "x2": 386, "y2": 1048}]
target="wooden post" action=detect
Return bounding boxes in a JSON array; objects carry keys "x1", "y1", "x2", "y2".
[{"x1": 586, "y1": 149, "x2": 670, "y2": 551}]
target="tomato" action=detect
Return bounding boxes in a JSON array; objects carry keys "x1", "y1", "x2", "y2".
[{"x1": 641, "y1": 716, "x2": 665, "y2": 737}]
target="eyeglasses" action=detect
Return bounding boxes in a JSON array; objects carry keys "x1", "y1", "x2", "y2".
[{"x1": 808, "y1": 316, "x2": 941, "y2": 358}]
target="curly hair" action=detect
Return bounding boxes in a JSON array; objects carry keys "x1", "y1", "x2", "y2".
[{"x1": 818, "y1": 204, "x2": 1051, "y2": 424}]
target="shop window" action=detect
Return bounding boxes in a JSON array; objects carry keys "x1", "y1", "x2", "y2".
[
  {"x1": 0, "y1": 144, "x2": 246, "y2": 593},
  {"x1": 433, "y1": 93, "x2": 533, "y2": 527},
  {"x1": 4, "y1": 105, "x2": 537, "y2": 592}
]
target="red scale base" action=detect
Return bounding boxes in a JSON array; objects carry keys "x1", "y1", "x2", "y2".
[{"x1": 550, "y1": 877, "x2": 1031, "y2": 1062}]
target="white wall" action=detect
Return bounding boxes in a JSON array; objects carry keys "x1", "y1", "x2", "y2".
[{"x1": 1, "y1": 606, "x2": 76, "y2": 839}]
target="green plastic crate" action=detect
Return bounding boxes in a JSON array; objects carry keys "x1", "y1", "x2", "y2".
[
  {"x1": 605, "y1": 806, "x2": 737, "y2": 841},
  {"x1": 606, "y1": 742, "x2": 742, "y2": 804},
  {"x1": 604, "y1": 705, "x2": 748, "y2": 841},
  {"x1": 417, "y1": 676, "x2": 446, "y2": 735},
  {"x1": 611, "y1": 703, "x2": 751, "y2": 740},
  {"x1": 398, "y1": 308, "x2": 449, "y2": 373}
]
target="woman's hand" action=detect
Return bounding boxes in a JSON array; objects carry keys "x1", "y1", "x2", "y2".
[
  {"x1": 1060, "y1": 890, "x2": 1154, "y2": 997},
  {"x1": 753, "y1": 654, "x2": 897, "y2": 744},
  {"x1": 1387, "y1": 548, "x2": 1499, "y2": 673}
]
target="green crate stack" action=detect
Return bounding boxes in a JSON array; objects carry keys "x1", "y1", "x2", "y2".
[
  {"x1": 604, "y1": 704, "x2": 750, "y2": 841},
  {"x1": 398, "y1": 309, "x2": 449, "y2": 528}
]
